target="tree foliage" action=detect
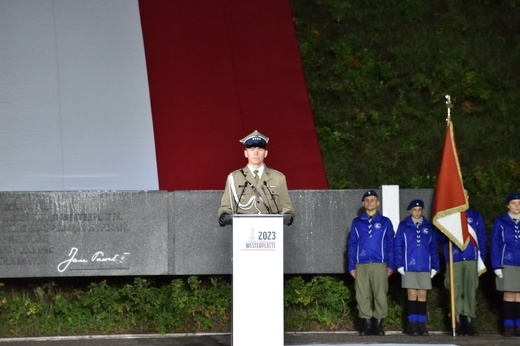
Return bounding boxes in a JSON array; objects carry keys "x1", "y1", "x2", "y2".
[{"x1": 292, "y1": 0, "x2": 520, "y2": 223}]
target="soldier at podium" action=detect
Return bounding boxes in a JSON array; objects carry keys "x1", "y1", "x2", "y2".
[{"x1": 218, "y1": 130, "x2": 295, "y2": 226}]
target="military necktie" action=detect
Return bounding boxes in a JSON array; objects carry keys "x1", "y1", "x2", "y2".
[{"x1": 253, "y1": 170, "x2": 260, "y2": 184}]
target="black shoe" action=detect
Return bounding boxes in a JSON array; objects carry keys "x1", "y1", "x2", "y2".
[
  {"x1": 374, "y1": 319, "x2": 385, "y2": 336},
  {"x1": 455, "y1": 322, "x2": 464, "y2": 336},
  {"x1": 465, "y1": 323, "x2": 479, "y2": 336},
  {"x1": 464, "y1": 316, "x2": 479, "y2": 336},
  {"x1": 406, "y1": 321, "x2": 418, "y2": 336},
  {"x1": 454, "y1": 314, "x2": 464, "y2": 335},
  {"x1": 360, "y1": 318, "x2": 373, "y2": 336},
  {"x1": 417, "y1": 322, "x2": 429, "y2": 336},
  {"x1": 504, "y1": 326, "x2": 514, "y2": 337}
]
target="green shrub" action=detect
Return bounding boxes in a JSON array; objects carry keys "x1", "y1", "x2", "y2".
[
  {"x1": 0, "y1": 275, "x2": 504, "y2": 336},
  {"x1": 284, "y1": 276, "x2": 352, "y2": 330}
]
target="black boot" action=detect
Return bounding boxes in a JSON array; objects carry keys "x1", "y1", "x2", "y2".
[
  {"x1": 406, "y1": 321, "x2": 418, "y2": 336},
  {"x1": 406, "y1": 300, "x2": 418, "y2": 336},
  {"x1": 455, "y1": 314, "x2": 464, "y2": 336},
  {"x1": 516, "y1": 302, "x2": 520, "y2": 336},
  {"x1": 464, "y1": 316, "x2": 479, "y2": 336},
  {"x1": 360, "y1": 318, "x2": 373, "y2": 336},
  {"x1": 503, "y1": 301, "x2": 515, "y2": 337},
  {"x1": 504, "y1": 326, "x2": 514, "y2": 337},
  {"x1": 416, "y1": 301, "x2": 428, "y2": 336},
  {"x1": 417, "y1": 322, "x2": 429, "y2": 336},
  {"x1": 374, "y1": 318, "x2": 385, "y2": 335}
]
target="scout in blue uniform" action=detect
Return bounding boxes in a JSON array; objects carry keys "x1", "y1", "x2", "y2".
[
  {"x1": 438, "y1": 189, "x2": 487, "y2": 336},
  {"x1": 347, "y1": 190, "x2": 394, "y2": 336},
  {"x1": 491, "y1": 191, "x2": 520, "y2": 337},
  {"x1": 395, "y1": 199, "x2": 440, "y2": 336}
]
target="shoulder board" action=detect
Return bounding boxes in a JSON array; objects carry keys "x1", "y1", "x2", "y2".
[
  {"x1": 230, "y1": 169, "x2": 248, "y2": 177},
  {"x1": 266, "y1": 168, "x2": 285, "y2": 176}
]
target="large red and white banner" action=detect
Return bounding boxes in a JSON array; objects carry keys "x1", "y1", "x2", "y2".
[
  {"x1": 0, "y1": 0, "x2": 328, "y2": 192},
  {"x1": 1, "y1": 0, "x2": 157, "y2": 191}
]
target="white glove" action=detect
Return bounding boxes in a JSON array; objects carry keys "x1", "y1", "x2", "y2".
[
  {"x1": 431, "y1": 269, "x2": 437, "y2": 278},
  {"x1": 494, "y1": 269, "x2": 504, "y2": 279},
  {"x1": 397, "y1": 267, "x2": 405, "y2": 276}
]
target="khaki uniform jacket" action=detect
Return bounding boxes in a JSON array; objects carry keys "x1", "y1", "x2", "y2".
[{"x1": 218, "y1": 165, "x2": 295, "y2": 219}]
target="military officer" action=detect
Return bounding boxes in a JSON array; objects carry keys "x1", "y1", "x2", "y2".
[{"x1": 218, "y1": 130, "x2": 295, "y2": 226}]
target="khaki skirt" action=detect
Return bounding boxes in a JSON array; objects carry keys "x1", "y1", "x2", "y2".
[
  {"x1": 496, "y1": 265, "x2": 520, "y2": 292},
  {"x1": 402, "y1": 271, "x2": 432, "y2": 290}
]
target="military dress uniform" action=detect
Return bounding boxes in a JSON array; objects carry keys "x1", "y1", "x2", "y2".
[
  {"x1": 218, "y1": 165, "x2": 294, "y2": 217},
  {"x1": 217, "y1": 130, "x2": 295, "y2": 225}
]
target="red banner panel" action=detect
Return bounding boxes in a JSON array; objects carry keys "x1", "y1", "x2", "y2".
[{"x1": 139, "y1": 0, "x2": 328, "y2": 190}]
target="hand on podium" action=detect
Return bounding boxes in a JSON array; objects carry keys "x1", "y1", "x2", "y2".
[
  {"x1": 283, "y1": 213, "x2": 293, "y2": 226},
  {"x1": 218, "y1": 213, "x2": 232, "y2": 227}
]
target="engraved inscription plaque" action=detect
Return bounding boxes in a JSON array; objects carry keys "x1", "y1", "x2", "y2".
[{"x1": 0, "y1": 191, "x2": 168, "y2": 277}]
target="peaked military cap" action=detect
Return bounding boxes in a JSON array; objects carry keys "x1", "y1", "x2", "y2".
[
  {"x1": 505, "y1": 191, "x2": 520, "y2": 203},
  {"x1": 240, "y1": 130, "x2": 269, "y2": 149},
  {"x1": 362, "y1": 189, "x2": 378, "y2": 201},
  {"x1": 407, "y1": 199, "x2": 424, "y2": 210}
]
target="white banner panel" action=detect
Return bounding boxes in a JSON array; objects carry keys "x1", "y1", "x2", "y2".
[{"x1": 0, "y1": 0, "x2": 158, "y2": 191}]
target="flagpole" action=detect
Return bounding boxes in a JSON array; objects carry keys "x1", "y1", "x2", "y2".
[
  {"x1": 449, "y1": 241, "x2": 456, "y2": 336},
  {"x1": 445, "y1": 95, "x2": 457, "y2": 337}
]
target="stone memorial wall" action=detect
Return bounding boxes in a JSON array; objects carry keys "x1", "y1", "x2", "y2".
[{"x1": 0, "y1": 189, "x2": 434, "y2": 278}]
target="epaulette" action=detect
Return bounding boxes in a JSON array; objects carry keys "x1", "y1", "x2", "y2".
[
  {"x1": 265, "y1": 167, "x2": 285, "y2": 176},
  {"x1": 230, "y1": 169, "x2": 249, "y2": 179}
]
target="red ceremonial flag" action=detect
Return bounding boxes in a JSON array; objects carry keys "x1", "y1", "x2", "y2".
[{"x1": 432, "y1": 117, "x2": 470, "y2": 250}]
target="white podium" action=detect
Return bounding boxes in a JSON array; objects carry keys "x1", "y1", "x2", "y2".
[{"x1": 232, "y1": 214, "x2": 284, "y2": 346}]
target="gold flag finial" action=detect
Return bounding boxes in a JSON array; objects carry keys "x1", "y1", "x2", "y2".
[{"x1": 445, "y1": 95, "x2": 453, "y2": 121}]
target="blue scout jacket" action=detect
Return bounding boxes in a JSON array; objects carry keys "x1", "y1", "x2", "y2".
[
  {"x1": 491, "y1": 212, "x2": 520, "y2": 270},
  {"x1": 348, "y1": 211, "x2": 395, "y2": 272},
  {"x1": 395, "y1": 216, "x2": 440, "y2": 272}
]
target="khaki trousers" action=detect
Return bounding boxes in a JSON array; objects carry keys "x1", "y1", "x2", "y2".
[
  {"x1": 355, "y1": 263, "x2": 389, "y2": 319},
  {"x1": 444, "y1": 260, "x2": 478, "y2": 318}
]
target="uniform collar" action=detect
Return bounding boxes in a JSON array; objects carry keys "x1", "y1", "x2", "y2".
[{"x1": 361, "y1": 211, "x2": 380, "y2": 221}]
